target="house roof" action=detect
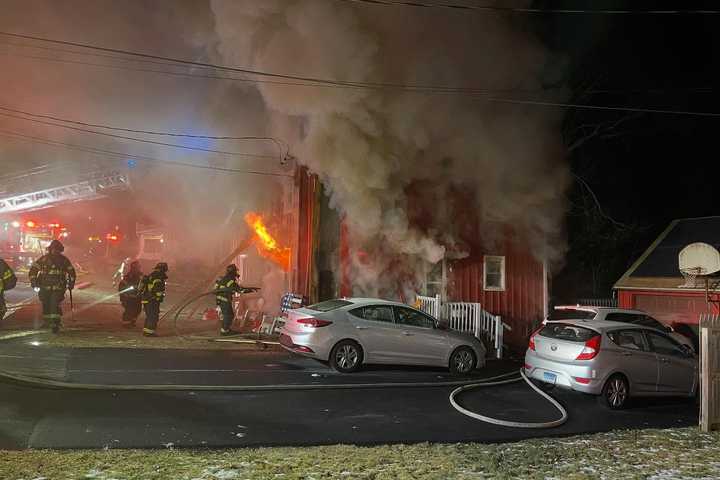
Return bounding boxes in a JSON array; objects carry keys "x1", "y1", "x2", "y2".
[{"x1": 614, "y1": 216, "x2": 720, "y2": 291}]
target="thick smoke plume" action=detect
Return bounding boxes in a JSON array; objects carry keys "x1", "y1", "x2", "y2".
[
  {"x1": 0, "y1": 0, "x2": 286, "y2": 273},
  {"x1": 210, "y1": 0, "x2": 570, "y2": 298}
]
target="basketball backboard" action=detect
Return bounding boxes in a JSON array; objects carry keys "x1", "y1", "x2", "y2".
[{"x1": 679, "y1": 242, "x2": 720, "y2": 275}]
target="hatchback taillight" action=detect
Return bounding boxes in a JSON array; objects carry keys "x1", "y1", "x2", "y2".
[
  {"x1": 297, "y1": 318, "x2": 333, "y2": 328},
  {"x1": 575, "y1": 334, "x2": 601, "y2": 360},
  {"x1": 528, "y1": 326, "x2": 543, "y2": 351}
]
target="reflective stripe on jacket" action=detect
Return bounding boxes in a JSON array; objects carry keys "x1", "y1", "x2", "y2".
[{"x1": 29, "y1": 254, "x2": 76, "y2": 291}]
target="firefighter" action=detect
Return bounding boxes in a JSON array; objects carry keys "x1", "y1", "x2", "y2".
[
  {"x1": 214, "y1": 264, "x2": 260, "y2": 336},
  {"x1": 28, "y1": 240, "x2": 76, "y2": 333},
  {"x1": 118, "y1": 260, "x2": 143, "y2": 327},
  {"x1": 112, "y1": 257, "x2": 132, "y2": 287},
  {"x1": 139, "y1": 262, "x2": 168, "y2": 337},
  {"x1": 0, "y1": 257, "x2": 17, "y2": 322}
]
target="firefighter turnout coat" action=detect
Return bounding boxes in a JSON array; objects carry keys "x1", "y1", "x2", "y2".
[
  {"x1": 29, "y1": 253, "x2": 76, "y2": 292},
  {"x1": 140, "y1": 269, "x2": 167, "y2": 305},
  {"x1": 214, "y1": 274, "x2": 258, "y2": 305}
]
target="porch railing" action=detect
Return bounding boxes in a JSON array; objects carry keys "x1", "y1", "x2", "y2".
[{"x1": 415, "y1": 294, "x2": 508, "y2": 359}]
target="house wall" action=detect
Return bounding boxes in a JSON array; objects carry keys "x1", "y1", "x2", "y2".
[
  {"x1": 449, "y1": 242, "x2": 546, "y2": 347},
  {"x1": 617, "y1": 288, "x2": 719, "y2": 325}
]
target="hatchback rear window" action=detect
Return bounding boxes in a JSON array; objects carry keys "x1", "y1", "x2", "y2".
[
  {"x1": 548, "y1": 309, "x2": 596, "y2": 321},
  {"x1": 539, "y1": 323, "x2": 598, "y2": 343},
  {"x1": 305, "y1": 300, "x2": 352, "y2": 312}
]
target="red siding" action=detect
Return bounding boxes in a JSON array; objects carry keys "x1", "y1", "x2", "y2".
[
  {"x1": 617, "y1": 288, "x2": 719, "y2": 325},
  {"x1": 294, "y1": 167, "x2": 318, "y2": 299},
  {"x1": 449, "y1": 240, "x2": 545, "y2": 347}
]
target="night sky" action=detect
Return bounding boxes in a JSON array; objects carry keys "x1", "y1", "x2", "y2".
[{"x1": 538, "y1": 1, "x2": 720, "y2": 300}]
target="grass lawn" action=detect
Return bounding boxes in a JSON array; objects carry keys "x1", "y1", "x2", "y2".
[{"x1": 2, "y1": 427, "x2": 719, "y2": 480}]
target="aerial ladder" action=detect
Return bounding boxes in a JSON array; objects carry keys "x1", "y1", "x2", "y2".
[{"x1": 0, "y1": 170, "x2": 130, "y2": 214}]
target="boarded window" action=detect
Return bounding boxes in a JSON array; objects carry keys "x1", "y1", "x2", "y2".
[{"x1": 484, "y1": 255, "x2": 505, "y2": 291}]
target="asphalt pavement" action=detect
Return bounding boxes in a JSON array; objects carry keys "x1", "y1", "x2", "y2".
[{"x1": 0, "y1": 346, "x2": 699, "y2": 450}]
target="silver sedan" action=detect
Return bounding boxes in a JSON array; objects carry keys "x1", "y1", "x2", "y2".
[
  {"x1": 524, "y1": 319, "x2": 697, "y2": 409},
  {"x1": 280, "y1": 298, "x2": 487, "y2": 374}
]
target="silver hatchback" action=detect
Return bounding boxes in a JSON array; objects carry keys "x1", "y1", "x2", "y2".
[
  {"x1": 280, "y1": 298, "x2": 487, "y2": 374},
  {"x1": 524, "y1": 319, "x2": 697, "y2": 409}
]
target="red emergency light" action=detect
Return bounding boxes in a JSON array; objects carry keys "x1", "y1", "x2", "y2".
[
  {"x1": 106, "y1": 233, "x2": 119, "y2": 241},
  {"x1": 25, "y1": 220, "x2": 36, "y2": 228}
]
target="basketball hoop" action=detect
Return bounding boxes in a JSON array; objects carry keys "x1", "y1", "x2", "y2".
[
  {"x1": 680, "y1": 266, "x2": 704, "y2": 288},
  {"x1": 678, "y1": 243, "x2": 720, "y2": 289}
]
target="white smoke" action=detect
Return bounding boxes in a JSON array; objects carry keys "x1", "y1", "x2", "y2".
[{"x1": 210, "y1": 0, "x2": 570, "y2": 298}]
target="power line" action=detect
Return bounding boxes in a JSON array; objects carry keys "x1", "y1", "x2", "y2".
[
  {"x1": 490, "y1": 98, "x2": 720, "y2": 118},
  {"x1": 0, "y1": 110, "x2": 279, "y2": 159},
  {"x1": 2, "y1": 32, "x2": 719, "y2": 118},
  {"x1": 0, "y1": 48, "x2": 543, "y2": 97},
  {"x1": 0, "y1": 129, "x2": 293, "y2": 178},
  {"x1": 334, "y1": 0, "x2": 720, "y2": 14},
  {"x1": 0, "y1": 105, "x2": 288, "y2": 156},
  {"x1": 0, "y1": 31, "x2": 540, "y2": 94}
]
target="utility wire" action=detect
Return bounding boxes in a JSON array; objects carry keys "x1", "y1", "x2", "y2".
[
  {"x1": 0, "y1": 129, "x2": 292, "y2": 178},
  {"x1": 0, "y1": 105, "x2": 288, "y2": 157},
  {"x1": 0, "y1": 31, "x2": 546, "y2": 94},
  {"x1": 2, "y1": 32, "x2": 720, "y2": 117},
  {"x1": 0, "y1": 48, "x2": 545, "y2": 97},
  {"x1": 334, "y1": 0, "x2": 720, "y2": 14},
  {"x1": 0, "y1": 111, "x2": 277, "y2": 159}
]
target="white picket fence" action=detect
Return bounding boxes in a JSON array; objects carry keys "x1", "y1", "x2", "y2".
[{"x1": 416, "y1": 294, "x2": 507, "y2": 359}]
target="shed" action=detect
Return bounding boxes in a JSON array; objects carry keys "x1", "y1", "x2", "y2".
[{"x1": 614, "y1": 216, "x2": 720, "y2": 325}]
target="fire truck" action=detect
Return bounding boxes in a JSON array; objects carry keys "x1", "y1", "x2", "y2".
[{"x1": 0, "y1": 219, "x2": 69, "y2": 270}]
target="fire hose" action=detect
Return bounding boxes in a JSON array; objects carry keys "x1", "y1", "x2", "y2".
[
  {"x1": 449, "y1": 368, "x2": 568, "y2": 428},
  {"x1": 0, "y1": 292, "x2": 568, "y2": 429},
  {"x1": 172, "y1": 290, "x2": 277, "y2": 346}
]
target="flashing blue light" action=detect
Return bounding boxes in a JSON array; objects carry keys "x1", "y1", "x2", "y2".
[{"x1": 127, "y1": 159, "x2": 137, "y2": 169}]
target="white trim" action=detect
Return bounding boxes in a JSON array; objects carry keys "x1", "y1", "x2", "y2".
[
  {"x1": 483, "y1": 255, "x2": 506, "y2": 292},
  {"x1": 615, "y1": 286, "x2": 707, "y2": 293},
  {"x1": 542, "y1": 259, "x2": 549, "y2": 319}
]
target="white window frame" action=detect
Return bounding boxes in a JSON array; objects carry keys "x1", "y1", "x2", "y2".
[
  {"x1": 483, "y1": 255, "x2": 506, "y2": 292},
  {"x1": 422, "y1": 259, "x2": 447, "y2": 302}
]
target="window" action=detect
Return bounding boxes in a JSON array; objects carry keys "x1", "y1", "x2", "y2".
[
  {"x1": 604, "y1": 313, "x2": 640, "y2": 324},
  {"x1": 422, "y1": 259, "x2": 447, "y2": 301},
  {"x1": 306, "y1": 299, "x2": 352, "y2": 312},
  {"x1": 605, "y1": 313, "x2": 671, "y2": 333},
  {"x1": 646, "y1": 332, "x2": 686, "y2": 357},
  {"x1": 539, "y1": 323, "x2": 597, "y2": 343},
  {"x1": 483, "y1": 256, "x2": 505, "y2": 291},
  {"x1": 637, "y1": 316, "x2": 670, "y2": 333},
  {"x1": 394, "y1": 307, "x2": 435, "y2": 329},
  {"x1": 350, "y1": 305, "x2": 394, "y2": 323},
  {"x1": 608, "y1": 330, "x2": 647, "y2": 351},
  {"x1": 548, "y1": 309, "x2": 597, "y2": 321}
]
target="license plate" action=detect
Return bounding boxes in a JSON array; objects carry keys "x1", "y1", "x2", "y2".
[{"x1": 543, "y1": 372, "x2": 557, "y2": 383}]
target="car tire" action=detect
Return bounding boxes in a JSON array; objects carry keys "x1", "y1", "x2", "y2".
[
  {"x1": 449, "y1": 346, "x2": 477, "y2": 375},
  {"x1": 600, "y1": 374, "x2": 629, "y2": 409},
  {"x1": 330, "y1": 340, "x2": 363, "y2": 373}
]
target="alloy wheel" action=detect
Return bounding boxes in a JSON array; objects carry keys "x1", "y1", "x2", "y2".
[
  {"x1": 607, "y1": 378, "x2": 628, "y2": 408},
  {"x1": 335, "y1": 344, "x2": 359, "y2": 370},
  {"x1": 454, "y1": 349, "x2": 474, "y2": 374}
]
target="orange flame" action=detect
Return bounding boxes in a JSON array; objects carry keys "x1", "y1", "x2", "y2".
[{"x1": 244, "y1": 212, "x2": 291, "y2": 271}]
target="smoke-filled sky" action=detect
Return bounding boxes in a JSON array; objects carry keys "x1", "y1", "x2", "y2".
[{"x1": 0, "y1": 0, "x2": 570, "y2": 297}]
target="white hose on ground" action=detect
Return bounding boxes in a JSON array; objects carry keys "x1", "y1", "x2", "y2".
[{"x1": 449, "y1": 368, "x2": 568, "y2": 428}]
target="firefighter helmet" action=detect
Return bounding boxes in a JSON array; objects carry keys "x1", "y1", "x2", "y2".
[
  {"x1": 155, "y1": 262, "x2": 169, "y2": 273},
  {"x1": 226, "y1": 264, "x2": 239, "y2": 276},
  {"x1": 47, "y1": 239, "x2": 64, "y2": 253}
]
